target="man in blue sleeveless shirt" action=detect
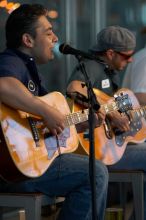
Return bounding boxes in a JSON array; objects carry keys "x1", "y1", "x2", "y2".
[{"x1": 0, "y1": 4, "x2": 108, "y2": 220}]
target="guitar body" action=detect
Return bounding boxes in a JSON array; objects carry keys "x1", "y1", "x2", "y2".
[
  {"x1": 0, "y1": 92, "x2": 78, "y2": 181},
  {"x1": 73, "y1": 88, "x2": 146, "y2": 165}
]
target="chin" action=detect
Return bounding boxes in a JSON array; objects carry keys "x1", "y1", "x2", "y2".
[
  {"x1": 42, "y1": 55, "x2": 54, "y2": 63},
  {"x1": 47, "y1": 52, "x2": 55, "y2": 61}
]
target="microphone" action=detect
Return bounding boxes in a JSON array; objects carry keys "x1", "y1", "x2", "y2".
[{"x1": 59, "y1": 43, "x2": 96, "y2": 60}]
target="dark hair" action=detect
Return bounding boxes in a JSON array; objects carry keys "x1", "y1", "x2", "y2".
[{"x1": 6, "y1": 4, "x2": 48, "y2": 48}]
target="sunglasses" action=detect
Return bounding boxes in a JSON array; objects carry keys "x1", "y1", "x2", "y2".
[{"x1": 115, "y1": 51, "x2": 134, "y2": 60}]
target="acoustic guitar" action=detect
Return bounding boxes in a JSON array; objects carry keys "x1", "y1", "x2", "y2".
[
  {"x1": 0, "y1": 91, "x2": 131, "y2": 181},
  {"x1": 73, "y1": 88, "x2": 146, "y2": 165}
]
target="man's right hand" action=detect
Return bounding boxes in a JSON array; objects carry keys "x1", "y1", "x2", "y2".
[{"x1": 41, "y1": 106, "x2": 66, "y2": 136}]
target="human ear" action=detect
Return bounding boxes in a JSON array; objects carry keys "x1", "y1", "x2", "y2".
[{"x1": 22, "y1": 33, "x2": 34, "y2": 48}]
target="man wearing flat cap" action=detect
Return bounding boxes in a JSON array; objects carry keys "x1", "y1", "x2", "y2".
[
  {"x1": 67, "y1": 26, "x2": 146, "y2": 220},
  {"x1": 67, "y1": 25, "x2": 136, "y2": 131},
  {"x1": 67, "y1": 25, "x2": 136, "y2": 96}
]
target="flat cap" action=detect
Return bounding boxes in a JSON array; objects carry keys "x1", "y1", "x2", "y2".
[{"x1": 90, "y1": 26, "x2": 136, "y2": 52}]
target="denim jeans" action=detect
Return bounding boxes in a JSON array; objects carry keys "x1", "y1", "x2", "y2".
[
  {"x1": 3, "y1": 153, "x2": 108, "y2": 220},
  {"x1": 108, "y1": 143, "x2": 146, "y2": 220}
]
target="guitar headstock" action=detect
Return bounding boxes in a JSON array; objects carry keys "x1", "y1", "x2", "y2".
[{"x1": 114, "y1": 93, "x2": 133, "y2": 113}]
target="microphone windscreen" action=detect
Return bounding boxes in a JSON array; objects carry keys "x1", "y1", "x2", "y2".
[
  {"x1": 59, "y1": 43, "x2": 73, "y2": 54},
  {"x1": 59, "y1": 43, "x2": 67, "y2": 54}
]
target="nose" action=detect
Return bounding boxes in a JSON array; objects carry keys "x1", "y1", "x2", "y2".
[{"x1": 53, "y1": 32, "x2": 58, "y2": 43}]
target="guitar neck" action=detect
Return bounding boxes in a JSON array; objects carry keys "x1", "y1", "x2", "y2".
[
  {"x1": 65, "y1": 109, "x2": 89, "y2": 126},
  {"x1": 65, "y1": 102, "x2": 118, "y2": 127},
  {"x1": 130, "y1": 105, "x2": 146, "y2": 119},
  {"x1": 100, "y1": 102, "x2": 118, "y2": 114}
]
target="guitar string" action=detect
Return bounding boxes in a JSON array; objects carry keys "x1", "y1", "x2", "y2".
[{"x1": 65, "y1": 102, "x2": 117, "y2": 126}]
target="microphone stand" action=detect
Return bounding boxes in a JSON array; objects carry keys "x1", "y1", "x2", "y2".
[{"x1": 75, "y1": 55, "x2": 100, "y2": 220}]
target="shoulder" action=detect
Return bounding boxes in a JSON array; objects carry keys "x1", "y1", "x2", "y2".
[
  {"x1": 0, "y1": 49, "x2": 25, "y2": 65},
  {"x1": 0, "y1": 49, "x2": 27, "y2": 79},
  {"x1": 85, "y1": 59, "x2": 104, "y2": 70},
  {"x1": 85, "y1": 60, "x2": 106, "y2": 77}
]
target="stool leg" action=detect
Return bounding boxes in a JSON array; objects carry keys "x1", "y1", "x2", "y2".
[
  {"x1": 24, "y1": 196, "x2": 42, "y2": 220},
  {"x1": 132, "y1": 172, "x2": 144, "y2": 220},
  {"x1": 19, "y1": 210, "x2": 25, "y2": 220},
  {"x1": 119, "y1": 182, "x2": 127, "y2": 219},
  {"x1": 0, "y1": 207, "x2": 3, "y2": 220}
]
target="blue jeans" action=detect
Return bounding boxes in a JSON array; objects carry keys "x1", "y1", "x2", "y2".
[
  {"x1": 4, "y1": 153, "x2": 108, "y2": 220},
  {"x1": 108, "y1": 143, "x2": 146, "y2": 220}
]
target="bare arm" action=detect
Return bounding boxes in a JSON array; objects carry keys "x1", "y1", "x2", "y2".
[{"x1": 0, "y1": 77, "x2": 66, "y2": 135}]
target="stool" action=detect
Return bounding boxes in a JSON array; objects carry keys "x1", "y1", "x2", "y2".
[
  {"x1": 2, "y1": 209, "x2": 25, "y2": 220},
  {"x1": 109, "y1": 170, "x2": 144, "y2": 220},
  {"x1": 0, "y1": 192, "x2": 64, "y2": 220}
]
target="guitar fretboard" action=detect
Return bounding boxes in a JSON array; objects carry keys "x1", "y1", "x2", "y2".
[
  {"x1": 128, "y1": 105, "x2": 146, "y2": 119},
  {"x1": 65, "y1": 109, "x2": 89, "y2": 126},
  {"x1": 101, "y1": 102, "x2": 117, "y2": 114},
  {"x1": 65, "y1": 102, "x2": 118, "y2": 127}
]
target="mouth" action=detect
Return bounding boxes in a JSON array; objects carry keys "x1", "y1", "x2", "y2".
[{"x1": 48, "y1": 47, "x2": 54, "y2": 54}]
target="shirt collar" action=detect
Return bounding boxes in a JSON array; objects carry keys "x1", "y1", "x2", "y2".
[{"x1": 10, "y1": 48, "x2": 34, "y2": 64}]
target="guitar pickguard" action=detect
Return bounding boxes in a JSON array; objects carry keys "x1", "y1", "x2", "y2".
[
  {"x1": 44, "y1": 127, "x2": 70, "y2": 159},
  {"x1": 115, "y1": 117, "x2": 142, "y2": 146}
]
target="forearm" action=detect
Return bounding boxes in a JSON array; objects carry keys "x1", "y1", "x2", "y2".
[{"x1": 0, "y1": 77, "x2": 67, "y2": 135}]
